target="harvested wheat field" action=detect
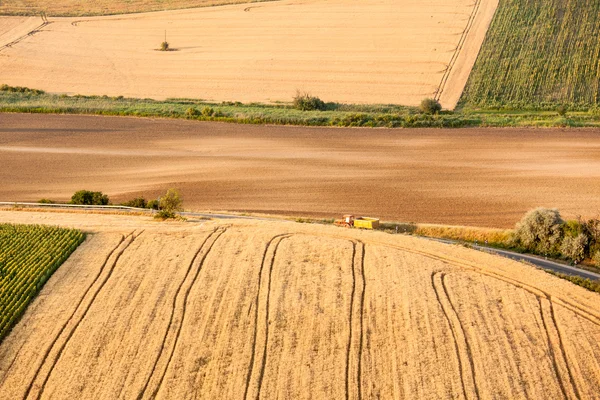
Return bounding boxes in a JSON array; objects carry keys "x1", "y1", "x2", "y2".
[
  {"x1": 0, "y1": 210, "x2": 599, "y2": 399},
  {"x1": 0, "y1": 0, "x2": 498, "y2": 108},
  {"x1": 2, "y1": 114, "x2": 600, "y2": 228}
]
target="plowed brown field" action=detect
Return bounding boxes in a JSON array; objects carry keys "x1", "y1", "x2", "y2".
[
  {"x1": 0, "y1": 0, "x2": 498, "y2": 108},
  {"x1": 0, "y1": 210, "x2": 599, "y2": 399},
  {"x1": 2, "y1": 114, "x2": 600, "y2": 228}
]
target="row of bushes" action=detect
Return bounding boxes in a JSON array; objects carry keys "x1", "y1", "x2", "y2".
[
  {"x1": 513, "y1": 208, "x2": 600, "y2": 266},
  {"x1": 40, "y1": 189, "x2": 183, "y2": 220}
]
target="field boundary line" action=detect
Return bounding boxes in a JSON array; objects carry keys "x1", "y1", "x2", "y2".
[
  {"x1": 434, "y1": 0, "x2": 483, "y2": 102},
  {"x1": 432, "y1": 272, "x2": 479, "y2": 399},
  {"x1": 243, "y1": 234, "x2": 292, "y2": 400},
  {"x1": 29, "y1": 230, "x2": 143, "y2": 400},
  {"x1": 20, "y1": 231, "x2": 130, "y2": 399},
  {"x1": 136, "y1": 227, "x2": 221, "y2": 399},
  {"x1": 148, "y1": 227, "x2": 228, "y2": 399}
]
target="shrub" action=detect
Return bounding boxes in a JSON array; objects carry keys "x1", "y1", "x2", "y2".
[
  {"x1": 122, "y1": 197, "x2": 147, "y2": 208},
  {"x1": 155, "y1": 188, "x2": 183, "y2": 220},
  {"x1": 70, "y1": 190, "x2": 109, "y2": 205},
  {"x1": 593, "y1": 251, "x2": 600, "y2": 268},
  {"x1": 560, "y1": 233, "x2": 588, "y2": 263},
  {"x1": 38, "y1": 199, "x2": 54, "y2": 204},
  {"x1": 201, "y1": 106, "x2": 214, "y2": 117},
  {"x1": 147, "y1": 199, "x2": 159, "y2": 210},
  {"x1": 420, "y1": 98, "x2": 442, "y2": 115},
  {"x1": 514, "y1": 208, "x2": 563, "y2": 254},
  {"x1": 160, "y1": 41, "x2": 169, "y2": 51},
  {"x1": 557, "y1": 105, "x2": 568, "y2": 116},
  {"x1": 186, "y1": 107, "x2": 200, "y2": 117},
  {"x1": 293, "y1": 91, "x2": 326, "y2": 111}
]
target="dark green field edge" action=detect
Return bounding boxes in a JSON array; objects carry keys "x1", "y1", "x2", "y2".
[
  {"x1": 2, "y1": 88, "x2": 600, "y2": 128},
  {"x1": 0, "y1": 224, "x2": 85, "y2": 342},
  {"x1": 460, "y1": 0, "x2": 600, "y2": 111}
]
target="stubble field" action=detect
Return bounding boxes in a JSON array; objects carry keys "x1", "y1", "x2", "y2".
[
  {"x1": 0, "y1": 0, "x2": 498, "y2": 108},
  {"x1": 2, "y1": 114, "x2": 600, "y2": 228},
  {"x1": 0, "y1": 210, "x2": 599, "y2": 399}
]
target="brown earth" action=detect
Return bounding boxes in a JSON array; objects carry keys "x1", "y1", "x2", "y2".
[
  {"x1": 2, "y1": 114, "x2": 600, "y2": 228},
  {"x1": 0, "y1": 210, "x2": 599, "y2": 399},
  {"x1": 0, "y1": 0, "x2": 498, "y2": 108}
]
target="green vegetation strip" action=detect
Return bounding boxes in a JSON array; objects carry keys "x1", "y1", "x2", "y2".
[
  {"x1": 545, "y1": 271, "x2": 600, "y2": 294},
  {"x1": 461, "y1": 0, "x2": 600, "y2": 111},
  {"x1": 2, "y1": 86, "x2": 600, "y2": 127},
  {"x1": 0, "y1": 224, "x2": 85, "y2": 341}
]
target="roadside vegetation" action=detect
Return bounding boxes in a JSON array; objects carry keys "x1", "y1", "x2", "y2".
[
  {"x1": 0, "y1": 224, "x2": 85, "y2": 341},
  {"x1": 461, "y1": 0, "x2": 600, "y2": 111},
  {"x1": 3, "y1": 85, "x2": 600, "y2": 128},
  {"x1": 0, "y1": 0, "x2": 278, "y2": 17}
]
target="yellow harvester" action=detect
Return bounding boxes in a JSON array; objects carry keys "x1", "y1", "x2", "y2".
[{"x1": 335, "y1": 214, "x2": 380, "y2": 229}]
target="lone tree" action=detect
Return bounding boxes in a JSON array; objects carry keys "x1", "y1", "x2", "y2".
[
  {"x1": 160, "y1": 30, "x2": 169, "y2": 51},
  {"x1": 155, "y1": 188, "x2": 183, "y2": 219},
  {"x1": 420, "y1": 98, "x2": 442, "y2": 115}
]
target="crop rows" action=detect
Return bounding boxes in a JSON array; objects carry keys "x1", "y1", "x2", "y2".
[
  {"x1": 0, "y1": 224, "x2": 85, "y2": 341},
  {"x1": 461, "y1": 0, "x2": 600, "y2": 110}
]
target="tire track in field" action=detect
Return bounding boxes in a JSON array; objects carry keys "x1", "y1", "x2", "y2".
[
  {"x1": 0, "y1": 15, "x2": 50, "y2": 53},
  {"x1": 136, "y1": 227, "x2": 223, "y2": 399},
  {"x1": 431, "y1": 271, "x2": 479, "y2": 400},
  {"x1": 243, "y1": 234, "x2": 292, "y2": 400},
  {"x1": 434, "y1": 0, "x2": 482, "y2": 101},
  {"x1": 20, "y1": 231, "x2": 130, "y2": 399},
  {"x1": 26, "y1": 230, "x2": 143, "y2": 400},
  {"x1": 364, "y1": 240, "x2": 600, "y2": 328},
  {"x1": 344, "y1": 241, "x2": 357, "y2": 400},
  {"x1": 538, "y1": 298, "x2": 572, "y2": 400},
  {"x1": 546, "y1": 298, "x2": 581, "y2": 399},
  {"x1": 147, "y1": 227, "x2": 228, "y2": 399},
  {"x1": 344, "y1": 241, "x2": 365, "y2": 400}
]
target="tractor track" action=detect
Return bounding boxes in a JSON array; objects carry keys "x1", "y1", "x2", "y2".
[
  {"x1": 356, "y1": 242, "x2": 366, "y2": 400},
  {"x1": 248, "y1": 234, "x2": 292, "y2": 400},
  {"x1": 243, "y1": 234, "x2": 292, "y2": 400},
  {"x1": 538, "y1": 298, "x2": 571, "y2": 400},
  {"x1": 24, "y1": 229, "x2": 142, "y2": 400},
  {"x1": 432, "y1": 271, "x2": 479, "y2": 400},
  {"x1": 434, "y1": 0, "x2": 483, "y2": 101},
  {"x1": 147, "y1": 227, "x2": 228, "y2": 399},
  {"x1": 136, "y1": 227, "x2": 222, "y2": 400},
  {"x1": 0, "y1": 15, "x2": 50, "y2": 53},
  {"x1": 549, "y1": 300, "x2": 581, "y2": 400},
  {"x1": 344, "y1": 241, "x2": 357, "y2": 400}
]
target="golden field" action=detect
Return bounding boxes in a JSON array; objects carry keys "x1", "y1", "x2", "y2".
[
  {"x1": 0, "y1": 0, "x2": 498, "y2": 108},
  {"x1": 0, "y1": 210, "x2": 599, "y2": 399}
]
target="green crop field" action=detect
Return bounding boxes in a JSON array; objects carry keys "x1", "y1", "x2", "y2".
[
  {"x1": 0, "y1": 224, "x2": 85, "y2": 341},
  {"x1": 461, "y1": 0, "x2": 600, "y2": 111}
]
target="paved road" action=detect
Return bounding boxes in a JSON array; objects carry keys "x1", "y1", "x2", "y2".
[{"x1": 429, "y1": 238, "x2": 600, "y2": 281}]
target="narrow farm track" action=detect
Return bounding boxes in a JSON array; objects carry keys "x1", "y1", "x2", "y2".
[{"x1": 0, "y1": 212, "x2": 599, "y2": 399}]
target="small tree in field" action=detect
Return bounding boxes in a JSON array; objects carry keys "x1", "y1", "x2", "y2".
[
  {"x1": 70, "y1": 190, "x2": 109, "y2": 205},
  {"x1": 155, "y1": 189, "x2": 183, "y2": 219},
  {"x1": 420, "y1": 98, "x2": 442, "y2": 115}
]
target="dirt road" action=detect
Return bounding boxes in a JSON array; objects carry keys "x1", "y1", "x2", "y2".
[{"x1": 1, "y1": 113, "x2": 600, "y2": 228}]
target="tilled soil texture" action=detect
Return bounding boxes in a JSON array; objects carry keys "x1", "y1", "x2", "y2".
[
  {"x1": 0, "y1": 0, "x2": 498, "y2": 108},
  {"x1": 2, "y1": 114, "x2": 600, "y2": 228},
  {"x1": 0, "y1": 211, "x2": 599, "y2": 399}
]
